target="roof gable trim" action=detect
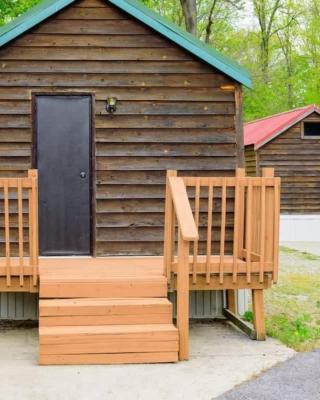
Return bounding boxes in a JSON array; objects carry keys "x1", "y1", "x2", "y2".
[
  {"x1": 0, "y1": 0, "x2": 252, "y2": 88},
  {"x1": 254, "y1": 107, "x2": 320, "y2": 150},
  {"x1": 0, "y1": 0, "x2": 74, "y2": 47},
  {"x1": 109, "y1": 0, "x2": 252, "y2": 88}
]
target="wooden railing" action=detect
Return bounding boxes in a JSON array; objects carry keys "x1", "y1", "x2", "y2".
[
  {"x1": 0, "y1": 170, "x2": 39, "y2": 291},
  {"x1": 164, "y1": 168, "x2": 281, "y2": 359},
  {"x1": 164, "y1": 172, "x2": 198, "y2": 360}
]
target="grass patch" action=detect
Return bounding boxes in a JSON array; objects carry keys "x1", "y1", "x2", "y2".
[
  {"x1": 243, "y1": 310, "x2": 253, "y2": 323},
  {"x1": 279, "y1": 246, "x2": 319, "y2": 261},
  {"x1": 266, "y1": 314, "x2": 320, "y2": 351},
  {"x1": 262, "y1": 249, "x2": 320, "y2": 351},
  {"x1": 280, "y1": 246, "x2": 298, "y2": 254},
  {"x1": 300, "y1": 252, "x2": 319, "y2": 261}
]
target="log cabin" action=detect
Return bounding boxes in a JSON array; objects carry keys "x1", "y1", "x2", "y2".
[
  {"x1": 244, "y1": 104, "x2": 320, "y2": 241},
  {"x1": 0, "y1": 0, "x2": 280, "y2": 365}
]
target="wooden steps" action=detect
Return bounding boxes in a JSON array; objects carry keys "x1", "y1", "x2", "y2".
[
  {"x1": 38, "y1": 258, "x2": 178, "y2": 365},
  {"x1": 40, "y1": 275, "x2": 167, "y2": 298},
  {"x1": 39, "y1": 298, "x2": 173, "y2": 326}
]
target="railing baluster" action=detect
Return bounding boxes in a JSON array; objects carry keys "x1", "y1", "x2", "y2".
[
  {"x1": 259, "y1": 179, "x2": 266, "y2": 283},
  {"x1": 219, "y1": 179, "x2": 226, "y2": 284},
  {"x1": 18, "y1": 179, "x2": 24, "y2": 287},
  {"x1": 233, "y1": 168, "x2": 244, "y2": 283},
  {"x1": 273, "y1": 179, "x2": 280, "y2": 283},
  {"x1": 262, "y1": 168, "x2": 276, "y2": 284},
  {"x1": 206, "y1": 184, "x2": 213, "y2": 284},
  {"x1": 246, "y1": 181, "x2": 253, "y2": 284},
  {"x1": 237, "y1": 170, "x2": 245, "y2": 259},
  {"x1": 29, "y1": 170, "x2": 38, "y2": 287},
  {"x1": 164, "y1": 170, "x2": 177, "y2": 285},
  {"x1": 4, "y1": 180, "x2": 10, "y2": 287},
  {"x1": 192, "y1": 178, "x2": 200, "y2": 285},
  {"x1": 28, "y1": 186, "x2": 33, "y2": 279}
]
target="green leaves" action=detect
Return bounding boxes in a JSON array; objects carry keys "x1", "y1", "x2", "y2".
[{"x1": 0, "y1": 0, "x2": 41, "y2": 26}]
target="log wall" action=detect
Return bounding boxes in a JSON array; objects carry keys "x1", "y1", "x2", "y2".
[
  {"x1": 257, "y1": 112, "x2": 320, "y2": 214},
  {"x1": 0, "y1": 0, "x2": 242, "y2": 255},
  {"x1": 244, "y1": 144, "x2": 257, "y2": 176}
]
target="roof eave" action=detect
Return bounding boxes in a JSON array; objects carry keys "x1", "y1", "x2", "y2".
[
  {"x1": 0, "y1": 0, "x2": 75, "y2": 47},
  {"x1": 109, "y1": 0, "x2": 252, "y2": 88}
]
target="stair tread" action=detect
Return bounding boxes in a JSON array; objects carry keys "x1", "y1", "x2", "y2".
[
  {"x1": 40, "y1": 297, "x2": 171, "y2": 307},
  {"x1": 39, "y1": 298, "x2": 173, "y2": 323},
  {"x1": 40, "y1": 323, "x2": 178, "y2": 336},
  {"x1": 40, "y1": 275, "x2": 166, "y2": 282},
  {"x1": 39, "y1": 257, "x2": 163, "y2": 276},
  {"x1": 39, "y1": 352, "x2": 178, "y2": 365}
]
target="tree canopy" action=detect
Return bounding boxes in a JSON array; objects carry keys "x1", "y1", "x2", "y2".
[{"x1": 1, "y1": 0, "x2": 319, "y2": 121}]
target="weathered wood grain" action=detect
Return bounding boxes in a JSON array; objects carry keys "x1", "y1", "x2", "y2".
[{"x1": 0, "y1": 0, "x2": 240, "y2": 256}]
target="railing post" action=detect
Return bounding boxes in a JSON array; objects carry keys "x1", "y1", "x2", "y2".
[
  {"x1": 28, "y1": 169, "x2": 39, "y2": 287},
  {"x1": 163, "y1": 170, "x2": 177, "y2": 285},
  {"x1": 261, "y1": 168, "x2": 276, "y2": 279},
  {"x1": 4, "y1": 178, "x2": 11, "y2": 287},
  {"x1": 228, "y1": 168, "x2": 245, "y2": 312},
  {"x1": 251, "y1": 167, "x2": 275, "y2": 340},
  {"x1": 252, "y1": 288, "x2": 266, "y2": 340},
  {"x1": 177, "y1": 229, "x2": 189, "y2": 361}
]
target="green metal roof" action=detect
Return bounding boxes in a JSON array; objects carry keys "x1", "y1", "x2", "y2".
[{"x1": 0, "y1": 0, "x2": 252, "y2": 88}]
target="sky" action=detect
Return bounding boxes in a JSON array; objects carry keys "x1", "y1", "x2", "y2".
[{"x1": 236, "y1": 1, "x2": 258, "y2": 29}]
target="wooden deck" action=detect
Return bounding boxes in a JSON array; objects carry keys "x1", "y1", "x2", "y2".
[
  {"x1": 0, "y1": 168, "x2": 281, "y2": 365},
  {"x1": 39, "y1": 257, "x2": 178, "y2": 365}
]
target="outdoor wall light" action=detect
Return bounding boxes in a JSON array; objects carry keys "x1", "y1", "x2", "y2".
[
  {"x1": 220, "y1": 84, "x2": 235, "y2": 91},
  {"x1": 106, "y1": 97, "x2": 118, "y2": 113}
]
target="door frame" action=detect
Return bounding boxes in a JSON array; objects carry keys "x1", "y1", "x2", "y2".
[{"x1": 31, "y1": 91, "x2": 96, "y2": 256}]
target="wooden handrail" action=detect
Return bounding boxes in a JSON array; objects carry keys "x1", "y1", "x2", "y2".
[
  {"x1": 165, "y1": 175, "x2": 198, "y2": 361},
  {"x1": 168, "y1": 177, "x2": 198, "y2": 241},
  {"x1": 164, "y1": 168, "x2": 280, "y2": 348}
]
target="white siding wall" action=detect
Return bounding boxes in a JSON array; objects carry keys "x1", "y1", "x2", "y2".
[
  {"x1": 0, "y1": 291, "x2": 251, "y2": 320},
  {"x1": 1, "y1": 292, "x2": 224, "y2": 320},
  {"x1": 280, "y1": 214, "x2": 320, "y2": 241},
  {"x1": 170, "y1": 291, "x2": 224, "y2": 319}
]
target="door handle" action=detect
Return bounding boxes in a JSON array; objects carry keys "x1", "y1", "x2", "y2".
[{"x1": 79, "y1": 171, "x2": 87, "y2": 179}]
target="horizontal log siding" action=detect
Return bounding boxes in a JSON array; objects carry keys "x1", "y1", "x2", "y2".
[
  {"x1": 244, "y1": 145, "x2": 257, "y2": 176},
  {"x1": 258, "y1": 113, "x2": 320, "y2": 214},
  {"x1": 0, "y1": 0, "x2": 240, "y2": 255}
]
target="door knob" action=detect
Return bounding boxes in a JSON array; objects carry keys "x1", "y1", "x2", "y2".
[{"x1": 80, "y1": 171, "x2": 87, "y2": 179}]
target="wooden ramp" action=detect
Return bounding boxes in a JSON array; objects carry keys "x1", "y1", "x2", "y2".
[{"x1": 39, "y1": 258, "x2": 178, "y2": 365}]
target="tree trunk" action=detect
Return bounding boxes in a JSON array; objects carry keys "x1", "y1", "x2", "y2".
[{"x1": 179, "y1": 0, "x2": 197, "y2": 35}]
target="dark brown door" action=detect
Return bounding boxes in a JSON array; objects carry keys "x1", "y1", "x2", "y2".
[{"x1": 35, "y1": 95, "x2": 91, "y2": 256}]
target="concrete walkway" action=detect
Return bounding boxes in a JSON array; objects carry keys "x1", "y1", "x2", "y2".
[
  {"x1": 216, "y1": 349, "x2": 320, "y2": 400},
  {"x1": 0, "y1": 322, "x2": 294, "y2": 400}
]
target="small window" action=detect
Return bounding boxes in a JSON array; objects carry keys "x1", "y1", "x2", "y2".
[{"x1": 302, "y1": 121, "x2": 320, "y2": 138}]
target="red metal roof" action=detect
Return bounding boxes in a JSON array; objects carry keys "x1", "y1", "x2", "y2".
[{"x1": 244, "y1": 104, "x2": 320, "y2": 149}]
